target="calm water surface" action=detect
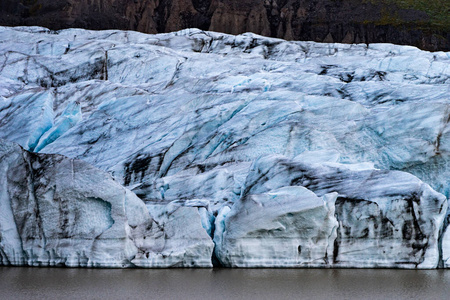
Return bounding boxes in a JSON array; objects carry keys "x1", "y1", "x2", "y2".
[{"x1": 0, "y1": 267, "x2": 449, "y2": 299}]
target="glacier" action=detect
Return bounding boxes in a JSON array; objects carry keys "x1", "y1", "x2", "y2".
[
  {"x1": 218, "y1": 155, "x2": 446, "y2": 268},
  {"x1": 0, "y1": 139, "x2": 213, "y2": 267},
  {"x1": 0, "y1": 26, "x2": 449, "y2": 268}
]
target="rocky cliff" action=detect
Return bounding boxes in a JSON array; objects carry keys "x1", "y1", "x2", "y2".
[{"x1": 0, "y1": 0, "x2": 449, "y2": 51}]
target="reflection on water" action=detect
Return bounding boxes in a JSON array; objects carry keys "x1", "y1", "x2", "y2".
[{"x1": 0, "y1": 267, "x2": 449, "y2": 299}]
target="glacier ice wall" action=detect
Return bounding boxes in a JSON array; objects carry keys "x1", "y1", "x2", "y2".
[
  {"x1": 0, "y1": 139, "x2": 213, "y2": 267},
  {"x1": 0, "y1": 26, "x2": 449, "y2": 268},
  {"x1": 214, "y1": 186, "x2": 339, "y2": 267},
  {"x1": 231, "y1": 155, "x2": 447, "y2": 268}
]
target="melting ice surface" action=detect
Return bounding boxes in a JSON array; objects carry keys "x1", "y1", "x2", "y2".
[{"x1": 0, "y1": 26, "x2": 449, "y2": 268}]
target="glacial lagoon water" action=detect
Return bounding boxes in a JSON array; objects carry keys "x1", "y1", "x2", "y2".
[{"x1": 1, "y1": 268, "x2": 449, "y2": 299}]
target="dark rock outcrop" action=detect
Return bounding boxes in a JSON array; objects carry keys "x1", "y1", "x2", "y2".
[{"x1": 0, "y1": 0, "x2": 448, "y2": 51}]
